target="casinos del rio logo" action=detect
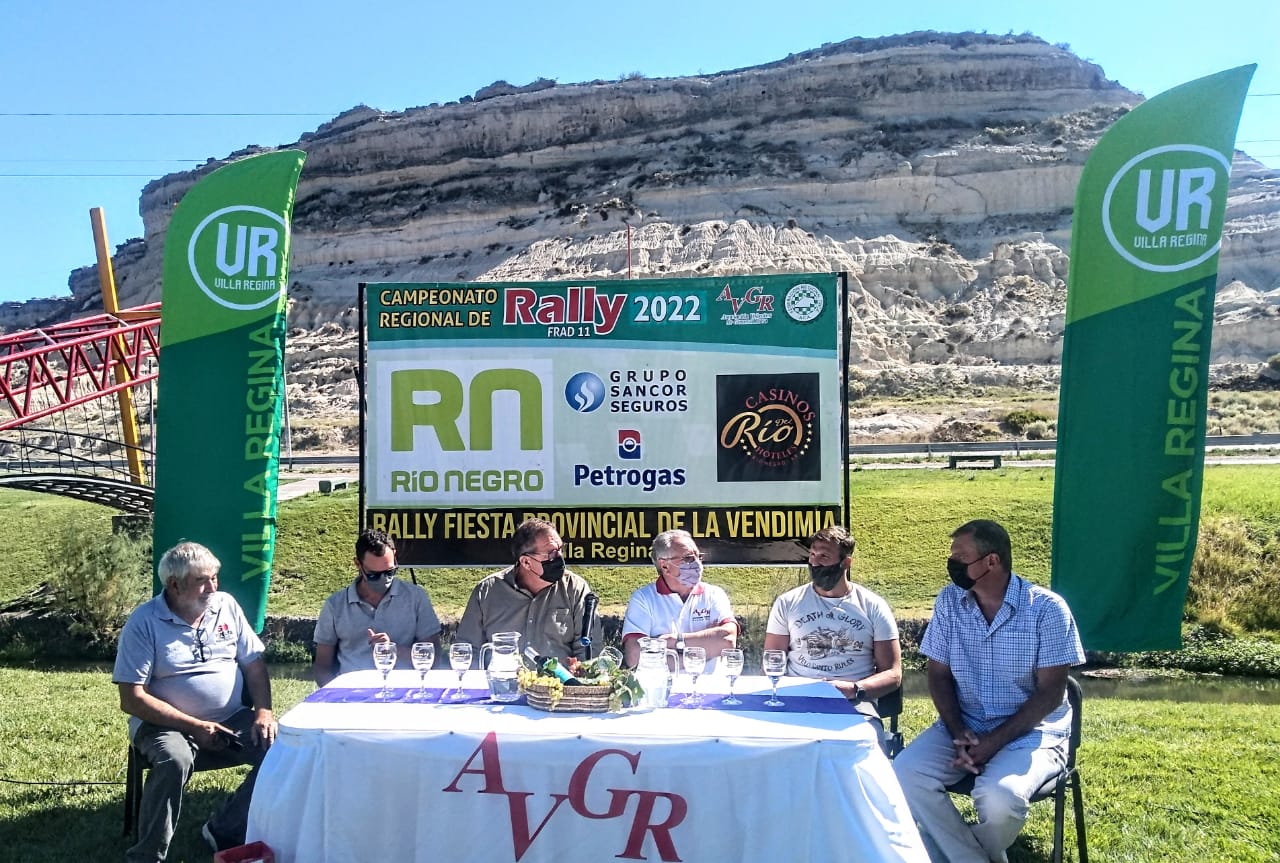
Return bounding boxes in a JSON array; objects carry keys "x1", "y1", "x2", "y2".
[
  {"x1": 565, "y1": 369, "x2": 689, "y2": 414},
  {"x1": 715, "y1": 373, "x2": 821, "y2": 483}
]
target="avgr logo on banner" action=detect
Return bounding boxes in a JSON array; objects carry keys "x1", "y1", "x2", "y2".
[
  {"x1": 1101, "y1": 144, "x2": 1232, "y2": 274},
  {"x1": 187, "y1": 205, "x2": 288, "y2": 310},
  {"x1": 716, "y1": 373, "x2": 820, "y2": 482}
]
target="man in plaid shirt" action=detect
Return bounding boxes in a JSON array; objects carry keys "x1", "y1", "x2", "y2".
[{"x1": 894, "y1": 520, "x2": 1085, "y2": 863}]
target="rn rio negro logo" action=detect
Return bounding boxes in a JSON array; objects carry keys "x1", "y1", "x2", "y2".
[
  {"x1": 188, "y1": 205, "x2": 289, "y2": 310},
  {"x1": 1101, "y1": 144, "x2": 1231, "y2": 274}
]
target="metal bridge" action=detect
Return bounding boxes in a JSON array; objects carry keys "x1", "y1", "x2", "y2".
[{"x1": 0, "y1": 302, "x2": 160, "y2": 513}]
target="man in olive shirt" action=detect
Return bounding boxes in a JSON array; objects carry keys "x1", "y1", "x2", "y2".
[{"x1": 455, "y1": 518, "x2": 601, "y2": 662}]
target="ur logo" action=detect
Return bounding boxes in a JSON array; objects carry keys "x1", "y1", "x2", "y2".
[
  {"x1": 565, "y1": 372, "x2": 605, "y2": 413},
  {"x1": 1101, "y1": 144, "x2": 1230, "y2": 274},
  {"x1": 618, "y1": 429, "x2": 641, "y2": 459},
  {"x1": 188, "y1": 205, "x2": 288, "y2": 310}
]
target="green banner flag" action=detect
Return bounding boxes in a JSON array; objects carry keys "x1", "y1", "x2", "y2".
[
  {"x1": 153, "y1": 150, "x2": 306, "y2": 630},
  {"x1": 1051, "y1": 67, "x2": 1253, "y2": 651}
]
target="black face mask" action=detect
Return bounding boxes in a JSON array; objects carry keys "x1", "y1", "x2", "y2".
[
  {"x1": 537, "y1": 556, "x2": 566, "y2": 583},
  {"x1": 947, "y1": 556, "x2": 986, "y2": 591},
  {"x1": 809, "y1": 563, "x2": 845, "y2": 592}
]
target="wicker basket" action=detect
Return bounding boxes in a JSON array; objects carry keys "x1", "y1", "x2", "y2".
[{"x1": 523, "y1": 680, "x2": 613, "y2": 713}]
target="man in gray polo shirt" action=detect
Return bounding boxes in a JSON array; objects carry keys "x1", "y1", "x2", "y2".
[
  {"x1": 312, "y1": 528, "x2": 442, "y2": 686},
  {"x1": 113, "y1": 541, "x2": 277, "y2": 861},
  {"x1": 456, "y1": 518, "x2": 601, "y2": 663}
]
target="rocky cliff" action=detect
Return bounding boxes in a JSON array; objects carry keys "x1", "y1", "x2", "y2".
[{"x1": 18, "y1": 31, "x2": 1280, "y2": 380}]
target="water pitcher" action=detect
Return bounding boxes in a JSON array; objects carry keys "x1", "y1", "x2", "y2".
[
  {"x1": 480, "y1": 631, "x2": 522, "y2": 702},
  {"x1": 635, "y1": 636, "x2": 676, "y2": 709}
]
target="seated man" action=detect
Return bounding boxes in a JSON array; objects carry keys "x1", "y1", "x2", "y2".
[
  {"x1": 622, "y1": 529, "x2": 737, "y2": 670},
  {"x1": 764, "y1": 525, "x2": 901, "y2": 727},
  {"x1": 112, "y1": 541, "x2": 277, "y2": 861},
  {"x1": 455, "y1": 518, "x2": 600, "y2": 662},
  {"x1": 893, "y1": 519, "x2": 1085, "y2": 863},
  {"x1": 313, "y1": 528, "x2": 442, "y2": 686}
]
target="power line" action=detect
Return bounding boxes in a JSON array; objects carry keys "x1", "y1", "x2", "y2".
[
  {"x1": 0, "y1": 173, "x2": 175, "y2": 178},
  {"x1": 0, "y1": 111, "x2": 337, "y2": 117},
  {"x1": 0, "y1": 159, "x2": 203, "y2": 164}
]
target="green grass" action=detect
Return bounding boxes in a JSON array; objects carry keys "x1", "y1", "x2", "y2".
[
  {"x1": 1, "y1": 665, "x2": 1277, "y2": 863},
  {"x1": 5, "y1": 464, "x2": 1278, "y2": 628},
  {"x1": 0, "y1": 491, "x2": 116, "y2": 605}
]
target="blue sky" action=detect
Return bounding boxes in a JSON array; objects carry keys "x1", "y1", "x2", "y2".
[{"x1": 2, "y1": 0, "x2": 1276, "y2": 305}]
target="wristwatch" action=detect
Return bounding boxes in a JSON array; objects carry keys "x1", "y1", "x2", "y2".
[{"x1": 851, "y1": 683, "x2": 867, "y2": 702}]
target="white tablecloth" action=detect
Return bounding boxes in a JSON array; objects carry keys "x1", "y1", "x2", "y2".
[{"x1": 247, "y1": 670, "x2": 927, "y2": 863}]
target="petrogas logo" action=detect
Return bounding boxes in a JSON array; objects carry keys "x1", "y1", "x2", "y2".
[
  {"x1": 1101, "y1": 144, "x2": 1230, "y2": 274},
  {"x1": 188, "y1": 205, "x2": 288, "y2": 310}
]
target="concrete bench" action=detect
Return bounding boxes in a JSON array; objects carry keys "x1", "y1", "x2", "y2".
[{"x1": 947, "y1": 454, "x2": 1002, "y2": 470}]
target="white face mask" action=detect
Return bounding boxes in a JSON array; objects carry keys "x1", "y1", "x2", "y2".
[{"x1": 676, "y1": 558, "x2": 704, "y2": 588}]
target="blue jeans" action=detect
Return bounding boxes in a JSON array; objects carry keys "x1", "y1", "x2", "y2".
[{"x1": 126, "y1": 708, "x2": 266, "y2": 863}]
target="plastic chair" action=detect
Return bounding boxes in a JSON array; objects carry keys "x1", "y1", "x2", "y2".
[
  {"x1": 944, "y1": 675, "x2": 1087, "y2": 863},
  {"x1": 876, "y1": 685, "x2": 905, "y2": 758}
]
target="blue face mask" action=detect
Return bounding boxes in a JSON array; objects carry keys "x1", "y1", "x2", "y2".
[{"x1": 676, "y1": 558, "x2": 703, "y2": 588}]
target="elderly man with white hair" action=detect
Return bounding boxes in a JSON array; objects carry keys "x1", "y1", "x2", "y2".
[
  {"x1": 113, "y1": 541, "x2": 277, "y2": 861},
  {"x1": 621, "y1": 529, "x2": 738, "y2": 670}
]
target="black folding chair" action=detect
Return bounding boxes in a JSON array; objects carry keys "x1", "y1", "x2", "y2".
[
  {"x1": 944, "y1": 675, "x2": 1088, "y2": 863},
  {"x1": 876, "y1": 684, "x2": 905, "y2": 759}
]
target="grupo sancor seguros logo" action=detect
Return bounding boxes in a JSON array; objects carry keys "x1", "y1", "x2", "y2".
[
  {"x1": 1101, "y1": 144, "x2": 1231, "y2": 274},
  {"x1": 188, "y1": 205, "x2": 289, "y2": 311},
  {"x1": 565, "y1": 372, "x2": 606, "y2": 413}
]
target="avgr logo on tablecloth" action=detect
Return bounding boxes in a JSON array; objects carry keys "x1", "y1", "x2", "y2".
[{"x1": 716, "y1": 373, "x2": 820, "y2": 482}]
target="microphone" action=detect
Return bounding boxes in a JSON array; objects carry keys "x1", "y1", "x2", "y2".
[{"x1": 579, "y1": 593, "x2": 599, "y2": 659}]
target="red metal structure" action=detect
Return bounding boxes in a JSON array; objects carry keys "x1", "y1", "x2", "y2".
[
  {"x1": 0, "y1": 303, "x2": 160, "y2": 512},
  {"x1": 0, "y1": 302, "x2": 160, "y2": 430}
]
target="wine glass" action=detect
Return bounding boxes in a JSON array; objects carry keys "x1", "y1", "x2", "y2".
[
  {"x1": 448, "y1": 641, "x2": 473, "y2": 701},
  {"x1": 762, "y1": 649, "x2": 787, "y2": 707},
  {"x1": 720, "y1": 648, "x2": 745, "y2": 705},
  {"x1": 372, "y1": 641, "x2": 397, "y2": 700},
  {"x1": 681, "y1": 646, "x2": 706, "y2": 706},
  {"x1": 411, "y1": 642, "x2": 435, "y2": 700}
]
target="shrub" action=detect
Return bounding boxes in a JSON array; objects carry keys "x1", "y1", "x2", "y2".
[
  {"x1": 1024, "y1": 420, "x2": 1051, "y2": 440},
  {"x1": 1185, "y1": 515, "x2": 1280, "y2": 634},
  {"x1": 1112, "y1": 624, "x2": 1280, "y2": 677},
  {"x1": 1267, "y1": 352, "x2": 1280, "y2": 374},
  {"x1": 46, "y1": 522, "x2": 150, "y2": 645},
  {"x1": 1003, "y1": 408, "x2": 1050, "y2": 433}
]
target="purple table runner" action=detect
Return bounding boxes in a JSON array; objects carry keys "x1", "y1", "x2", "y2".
[{"x1": 305, "y1": 686, "x2": 857, "y2": 715}]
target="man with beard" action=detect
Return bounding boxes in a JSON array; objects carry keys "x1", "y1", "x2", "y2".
[
  {"x1": 312, "y1": 528, "x2": 442, "y2": 686},
  {"x1": 113, "y1": 541, "x2": 277, "y2": 860},
  {"x1": 456, "y1": 518, "x2": 601, "y2": 662},
  {"x1": 621, "y1": 529, "x2": 738, "y2": 670},
  {"x1": 764, "y1": 525, "x2": 902, "y2": 726},
  {"x1": 893, "y1": 519, "x2": 1084, "y2": 863}
]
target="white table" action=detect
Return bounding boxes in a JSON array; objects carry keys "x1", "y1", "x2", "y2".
[{"x1": 247, "y1": 669, "x2": 927, "y2": 863}]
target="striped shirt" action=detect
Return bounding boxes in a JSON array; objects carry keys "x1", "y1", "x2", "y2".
[{"x1": 921, "y1": 574, "x2": 1084, "y2": 747}]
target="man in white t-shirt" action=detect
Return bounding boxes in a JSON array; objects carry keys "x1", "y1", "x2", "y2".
[
  {"x1": 622, "y1": 529, "x2": 738, "y2": 671},
  {"x1": 765, "y1": 525, "x2": 902, "y2": 723}
]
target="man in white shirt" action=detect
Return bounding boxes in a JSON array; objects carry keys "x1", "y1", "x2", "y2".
[
  {"x1": 764, "y1": 525, "x2": 902, "y2": 723},
  {"x1": 622, "y1": 529, "x2": 738, "y2": 670}
]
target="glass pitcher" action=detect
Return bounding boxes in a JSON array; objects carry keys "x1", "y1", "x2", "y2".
[
  {"x1": 480, "y1": 631, "x2": 522, "y2": 702},
  {"x1": 635, "y1": 636, "x2": 677, "y2": 709}
]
